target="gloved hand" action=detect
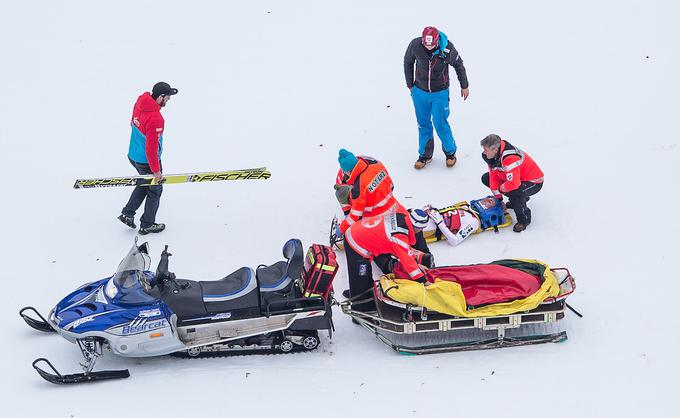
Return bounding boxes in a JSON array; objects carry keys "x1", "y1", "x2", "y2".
[
  {"x1": 335, "y1": 223, "x2": 344, "y2": 240},
  {"x1": 428, "y1": 209, "x2": 444, "y2": 225},
  {"x1": 334, "y1": 184, "x2": 351, "y2": 205}
]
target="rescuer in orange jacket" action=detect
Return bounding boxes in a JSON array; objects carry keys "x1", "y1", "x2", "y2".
[
  {"x1": 336, "y1": 149, "x2": 398, "y2": 234},
  {"x1": 343, "y1": 207, "x2": 432, "y2": 310},
  {"x1": 480, "y1": 134, "x2": 544, "y2": 232}
]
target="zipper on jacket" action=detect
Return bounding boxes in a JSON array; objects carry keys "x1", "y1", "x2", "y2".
[{"x1": 428, "y1": 58, "x2": 432, "y2": 92}]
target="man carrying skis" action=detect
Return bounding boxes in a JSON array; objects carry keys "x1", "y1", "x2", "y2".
[
  {"x1": 118, "y1": 82, "x2": 178, "y2": 235},
  {"x1": 344, "y1": 208, "x2": 432, "y2": 309},
  {"x1": 480, "y1": 134, "x2": 544, "y2": 232},
  {"x1": 404, "y1": 26, "x2": 469, "y2": 169}
]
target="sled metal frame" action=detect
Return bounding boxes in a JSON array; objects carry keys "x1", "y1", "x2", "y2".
[{"x1": 340, "y1": 268, "x2": 576, "y2": 355}]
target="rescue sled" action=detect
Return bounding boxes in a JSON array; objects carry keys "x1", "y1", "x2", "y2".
[{"x1": 340, "y1": 259, "x2": 577, "y2": 355}]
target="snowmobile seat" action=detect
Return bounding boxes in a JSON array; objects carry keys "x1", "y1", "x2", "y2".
[
  {"x1": 160, "y1": 279, "x2": 209, "y2": 321},
  {"x1": 257, "y1": 239, "x2": 304, "y2": 307},
  {"x1": 200, "y1": 267, "x2": 261, "y2": 319}
]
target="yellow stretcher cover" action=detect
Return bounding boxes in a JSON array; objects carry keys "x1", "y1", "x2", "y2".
[{"x1": 379, "y1": 259, "x2": 560, "y2": 318}]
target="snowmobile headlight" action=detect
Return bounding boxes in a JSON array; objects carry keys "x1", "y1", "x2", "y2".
[{"x1": 105, "y1": 278, "x2": 118, "y2": 299}]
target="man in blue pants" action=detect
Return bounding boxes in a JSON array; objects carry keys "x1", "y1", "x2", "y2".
[{"x1": 404, "y1": 26, "x2": 469, "y2": 169}]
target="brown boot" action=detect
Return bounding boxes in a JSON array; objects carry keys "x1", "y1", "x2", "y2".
[
  {"x1": 445, "y1": 153, "x2": 457, "y2": 167},
  {"x1": 414, "y1": 156, "x2": 432, "y2": 169},
  {"x1": 513, "y1": 223, "x2": 528, "y2": 232}
]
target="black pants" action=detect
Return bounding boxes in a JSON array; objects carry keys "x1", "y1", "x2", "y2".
[
  {"x1": 482, "y1": 173, "x2": 542, "y2": 225},
  {"x1": 374, "y1": 230, "x2": 431, "y2": 273},
  {"x1": 122, "y1": 157, "x2": 162, "y2": 228},
  {"x1": 344, "y1": 244, "x2": 376, "y2": 311}
]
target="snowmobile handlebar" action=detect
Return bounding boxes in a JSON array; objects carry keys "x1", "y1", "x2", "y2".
[{"x1": 155, "y1": 246, "x2": 177, "y2": 288}]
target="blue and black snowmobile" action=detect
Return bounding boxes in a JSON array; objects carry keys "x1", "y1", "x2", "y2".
[{"x1": 20, "y1": 238, "x2": 335, "y2": 384}]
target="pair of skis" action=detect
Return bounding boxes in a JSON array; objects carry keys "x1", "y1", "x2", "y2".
[{"x1": 73, "y1": 167, "x2": 271, "y2": 189}]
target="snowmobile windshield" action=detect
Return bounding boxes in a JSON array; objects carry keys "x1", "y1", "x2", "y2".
[
  {"x1": 111, "y1": 243, "x2": 151, "y2": 289},
  {"x1": 105, "y1": 241, "x2": 158, "y2": 305}
]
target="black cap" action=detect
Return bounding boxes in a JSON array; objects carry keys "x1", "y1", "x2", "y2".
[{"x1": 151, "y1": 82, "x2": 179, "y2": 99}]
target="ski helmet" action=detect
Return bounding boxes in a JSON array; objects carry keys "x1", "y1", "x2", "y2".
[
  {"x1": 421, "y1": 27, "x2": 439, "y2": 48},
  {"x1": 409, "y1": 208, "x2": 430, "y2": 229}
]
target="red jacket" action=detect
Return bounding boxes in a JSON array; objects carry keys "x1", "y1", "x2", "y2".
[
  {"x1": 483, "y1": 140, "x2": 543, "y2": 197},
  {"x1": 337, "y1": 157, "x2": 398, "y2": 233},
  {"x1": 344, "y1": 207, "x2": 425, "y2": 281},
  {"x1": 128, "y1": 92, "x2": 165, "y2": 173}
]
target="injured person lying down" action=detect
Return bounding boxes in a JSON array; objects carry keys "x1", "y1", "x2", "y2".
[{"x1": 330, "y1": 196, "x2": 511, "y2": 251}]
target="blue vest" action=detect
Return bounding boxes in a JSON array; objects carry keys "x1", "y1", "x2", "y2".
[{"x1": 128, "y1": 124, "x2": 163, "y2": 164}]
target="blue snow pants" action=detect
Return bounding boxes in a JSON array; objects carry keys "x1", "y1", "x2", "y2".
[{"x1": 410, "y1": 86, "x2": 456, "y2": 157}]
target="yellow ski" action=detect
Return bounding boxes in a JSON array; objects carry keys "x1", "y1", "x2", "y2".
[{"x1": 74, "y1": 167, "x2": 271, "y2": 189}]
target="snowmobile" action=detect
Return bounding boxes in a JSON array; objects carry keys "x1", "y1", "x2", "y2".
[
  {"x1": 20, "y1": 238, "x2": 336, "y2": 384},
  {"x1": 340, "y1": 259, "x2": 579, "y2": 355}
]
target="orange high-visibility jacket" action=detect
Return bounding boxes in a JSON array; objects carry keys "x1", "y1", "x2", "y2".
[{"x1": 338, "y1": 157, "x2": 397, "y2": 233}]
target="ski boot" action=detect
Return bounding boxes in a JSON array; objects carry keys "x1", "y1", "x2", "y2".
[
  {"x1": 414, "y1": 156, "x2": 432, "y2": 169},
  {"x1": 117, "y1": 214, "x2": 136, "y2": 229},
  {"x1": 445, "y1": 153, "x2": 457, "y2": 167},
  {"x1": 139, "y1": 223, "x2": 166, "y2": 235}
]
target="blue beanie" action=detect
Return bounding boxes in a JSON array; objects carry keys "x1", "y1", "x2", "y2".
[{"x1": 338, "y1": 149, "x2": 359, "y2": 173}]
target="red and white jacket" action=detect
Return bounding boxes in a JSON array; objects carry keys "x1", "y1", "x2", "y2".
[
  {"x1": 483, "y1": 140, "x2": 544, "y2": 198},
  {"x1": 344, "y1": 207, "x2": 425, "y2": 281}
]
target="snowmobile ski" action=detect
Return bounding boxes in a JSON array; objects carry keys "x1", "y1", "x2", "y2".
[
  {"x1": 32, "y1": 358, "x2": 130, "y2": 384},
  {"x1": 73, "y1": 167, "x2": 271, "y2": 189},
  {"x1": 19, "y1": 307, "x2": 56, "y2": 333}
]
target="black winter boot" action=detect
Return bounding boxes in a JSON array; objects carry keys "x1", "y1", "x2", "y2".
[
  {"x1": 139, "y1": 223, "x2": 165, "y2": 235},
  {"x1": 118, "y1": 214, "x2": 136, "y2": 229}
]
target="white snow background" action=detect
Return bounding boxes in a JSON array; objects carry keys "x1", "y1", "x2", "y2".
[{"x1": 1, "y1": 1, "x2": 678, "y2": 416}]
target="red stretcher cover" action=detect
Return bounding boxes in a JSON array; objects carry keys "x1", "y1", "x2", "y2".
[{"x1": 393, "y1": 263, "x2": 541, "y2": 306}]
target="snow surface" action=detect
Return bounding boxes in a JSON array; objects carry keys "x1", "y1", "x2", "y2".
[{"x1": 1, "y1": 0, "x2": 679, "y2": 416}]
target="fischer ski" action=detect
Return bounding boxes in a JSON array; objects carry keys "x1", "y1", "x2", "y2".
[{"x1": 74, "y1": 167, "x2": 271, "y2": 189}]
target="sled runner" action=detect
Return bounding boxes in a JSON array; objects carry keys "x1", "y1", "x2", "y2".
[
  {"x1": 20, "y1": 238, "x2": 337, "y2": 384},
  {"x1": 340, "y1": 260, "x2": 577, "y2": 354}
]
